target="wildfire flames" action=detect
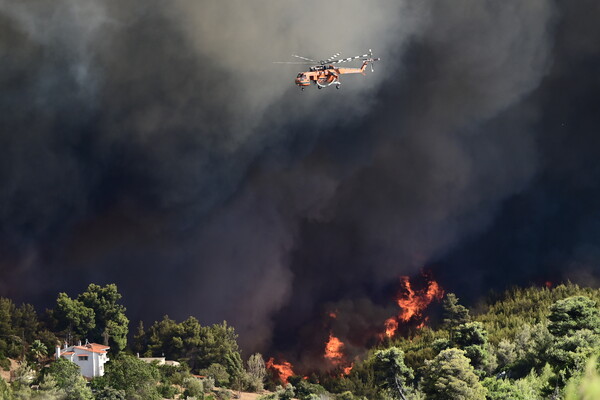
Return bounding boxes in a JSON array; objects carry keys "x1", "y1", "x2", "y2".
[
  {"x1": 324, "y1": 332, "x2": 345, "y2": 365},
  {"x1": 397, "y1": 276, "x2": 443, "y2": 321},
  {"x1": 266, "y1": 357, "x2": 295, "y2": 384},
  {"x1": 324, "y1": 332, "x2": 355, "y2": 376},
  {"x1": 383, "y1": 274, "x2": 444, "y2": 338},
  {"x1": 265, "y1": 273, "x2": 443, "y2": 383},
  {"x1": 384, "y1": 317, "x2": 399, "y2": 338},
  {"x1": 343, "y1": 363, "x2": 354, "y2": 376}
]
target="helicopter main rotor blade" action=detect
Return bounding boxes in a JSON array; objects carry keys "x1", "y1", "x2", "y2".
[
  {"x1": 291, "y1": 54, "x2": 316, "y2": 62},
  {"x1": 331, "y1": 53, "x2": 371, "y2": 64},
  {"x1": 323, "y1": 52, "x2": 341, "y2": 63},
  {"x1": 273, "y1": 61, "x2": 315, "y2": 65}
]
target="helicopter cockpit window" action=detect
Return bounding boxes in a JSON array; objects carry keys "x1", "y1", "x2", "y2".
[{"x1": 297, "y1": 73, "x2": 303, "y2": 78}]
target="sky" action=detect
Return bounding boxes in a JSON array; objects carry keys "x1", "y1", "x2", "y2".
[{"x1": 1, "y1": 0, "x2": 600, "y2": 359}]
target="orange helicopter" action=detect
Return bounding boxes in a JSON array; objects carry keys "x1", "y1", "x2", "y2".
[{"x1": 274, "y1": 50, "x2": 380, "y2": 90}]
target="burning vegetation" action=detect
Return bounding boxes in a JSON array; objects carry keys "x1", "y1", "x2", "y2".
[
  {"x1": 324, "y1": 333, "x2": 345, "y2": 365},
  {"x1": 266, "y1": 357, "x2": 295, "y2": 384},
  {"x1": 264, "y1": 272, "x2": 445, "y2": 383},
  {"x1": 382, "y1": 274, "x2": 444, "y2": 338}
]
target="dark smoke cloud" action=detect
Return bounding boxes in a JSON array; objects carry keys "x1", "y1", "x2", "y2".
[
  {"x1": 433, "y1": 0, "x2": 600, "y2": 302},
  {"x1": 2, "y1": 0, "x2": 599, "y2": 363}
]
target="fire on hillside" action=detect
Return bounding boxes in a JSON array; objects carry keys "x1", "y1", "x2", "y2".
[
  {"x1": 266, "y1": 272, "x2": 444, "y2": 382},
  {"x1": 382, "y1": 274, "x2": 444, "y2": 338}
]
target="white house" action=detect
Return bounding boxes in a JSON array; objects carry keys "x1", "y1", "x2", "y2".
[
  {"x1": 137, "y1": 355, "x2": 180, "y2": 367},
  {"x1": 55, "y1": 341, "x2": 110, "y2": 378}
]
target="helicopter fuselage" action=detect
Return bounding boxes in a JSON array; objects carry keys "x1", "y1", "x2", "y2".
[{"x1": 294, "y1": 62, "x2": 368, "y2": 89}]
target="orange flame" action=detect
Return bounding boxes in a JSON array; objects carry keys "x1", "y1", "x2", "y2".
[
  {"x1": 342, "y1": 363, "x2": 354, "y2": 376},
  {"x1": 329, "y1": 311, "x2": 337, "y2": 319},
  {"x1": 324, "y1": 332, "x2": 345, "y2": 365},
  {"x1": 266, "y1": 357, "x2": 295, "y2": 384},
  {"x1": 396, "y1": 276, "x2": 444, "y2": 322},
  {"x1": 416, "y1": 316, "x2": 430, "y2": 329},
  {"x1": 381, "y1": 274, "x2": 444, "y2": 338},
  {"x1": 384, "y1": 317, "x2": 399, "y2": 338}
]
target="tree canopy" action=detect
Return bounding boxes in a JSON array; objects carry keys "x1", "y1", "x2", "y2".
[
  {"x1": 52, "y1": 283, "x2": 129, "y2": 352},
  {"x1": 422, "y1": 348, "x2": 487, "y2": 400}
]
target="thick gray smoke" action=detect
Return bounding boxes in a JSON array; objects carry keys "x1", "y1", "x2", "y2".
[{"x1": 6, "y1": 0, "x2": 596, "y2": 359}]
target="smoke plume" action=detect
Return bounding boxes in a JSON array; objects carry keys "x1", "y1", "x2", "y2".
[{"x1": 2, "y1": 0, "x2": 600, "y2": 362}]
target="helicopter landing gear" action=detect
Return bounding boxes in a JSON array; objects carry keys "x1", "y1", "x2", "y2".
[
  {"x1": 318, "y1": 86, "x2": 322, "y2": 89},
  {"x1": 301, "y1": 87, "x2": 304, "y2": 91},
  {"x1": 336, "y1": 85, "x2": 340, "y2": 90}
]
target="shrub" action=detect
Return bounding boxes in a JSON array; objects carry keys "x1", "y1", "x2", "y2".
[
  {"x1": 0, "y1": 358, "x2": 10, "y2": 372},
  {"x1": 158, "y1": 383, "x2": 180, "y2": 399}
]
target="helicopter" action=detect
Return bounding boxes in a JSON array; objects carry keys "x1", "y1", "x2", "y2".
[{"x1": 274, "y1": 50, "x2": 380, "y2": 90}]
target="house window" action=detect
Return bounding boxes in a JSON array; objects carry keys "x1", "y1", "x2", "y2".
[{"x1": 78, "y1": 356, "x2": 89, "y2": 361}]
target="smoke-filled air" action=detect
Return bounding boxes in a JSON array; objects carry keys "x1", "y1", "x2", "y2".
[{"x1": 2, "y1": 0, "x2": 600, "y2": 388}]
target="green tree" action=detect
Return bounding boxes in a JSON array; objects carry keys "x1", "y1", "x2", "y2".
[
  {"x1": 182, "y1": 376, "x2": 205, "y2": 399},
  {"x1": 0, "y1": 298, "x2": 24, "y2": 359},
  {"x1": 510, "y1": 323, "x2": 553, "y2": 377},
  {"x1": 94, "y1": 386, "x2": 127, "y2": 400},
  {"x1": 564, "y1": 357, "x2": 600, "y2": 400},
  {"x1": 54, "y1": 292, "x2": 96, "y2": 340},
  {"x1": 29, "y1": 339, "x2": 48, "y2": 364},
  {"x1": 51, "y1": 284, "x2": 129, "y2": 353},
  {"x1": 545, "y1": 296, "x2": 600, "y2": 386},
  {"x1": 0, "y1": 378, "x2": 11, "y2": 400},
  {"x1": 103, "y1": 354, "x2": 161, "y2": 399},
  {"x1": 247, "y1": 353, "x2": 267, "y2": 392},
  {"x1": 495, "y1": 339, "x2": 516, "y2": 370},
  {"x1": 277, "y1": 383, "x2": 295, "y2": 400},
  {"x1": 443, "y1": 293, "x2": 471, "y2": 339},
  {"x1": 12, "y1": 303, "x2": 39, "y2": 344},
  {"x1": 195, "y1": 321, "x2": 244, "y2": 382},
  {"x1": 200, "y1": 363, "x2": 231, "y2": 387},
  {"x1": 422, "y1": 348, "x2": 487, "y2": 400},
  {"x1": 454, "y1": 323, "x2": 487, "y2": 348},
  {"x1": 454, "y1": 322, "x2": 490, "y2": 370},
  {"x1": 157, "y1": 382, "x2": 180, "y2": 399},
  {"x1": 45, "y1": 358, "x2": 94, "y2": 400},
  {"x1": 12, "y1": 360, "x2": 35, "y2": 389},
  {"x1": 132, "y1": 320, "x2": 146, "y2": 356},
  {"x1": 78, "y1": 283, "x2": 129, "y2": 352},
  {"x1": 0, "y1": 299, "x2": 12, "y2": 338},
  {"x1": 482, "y1": 377, "x2": 527, "y2": 400},
  {"x1": 288, "y1": 376, "x2": 329, "y2": 400},
  {"x1": 371, "y1": 347, "x2": 414, "y2": 400},
  {"x1": 139, "y1": 316, "x2": 245, "y2": 381},
  {"x1": 158, "y1": 363, "x2": 191, "y2": 386},
  {"x1": 146, "y1": 315, "x2": 185, "y2": 359},
  {"x1": 38, "y1": 372, "x2": 60, "y2": 394},
  {"x1": 548, "y1": 296, "x2": 600, "y2": 337},
  {"x1": 548, "y1": 329, "x2": 600, "y2": 382}
]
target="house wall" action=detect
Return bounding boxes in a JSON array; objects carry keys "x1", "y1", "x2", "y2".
[{"x1": 56, "y1": 345, "x2": 109, "y2": 378}]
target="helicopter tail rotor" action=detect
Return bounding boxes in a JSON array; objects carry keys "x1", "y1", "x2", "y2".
[{"x1": 366, "y1": 49, "x2": 381, "y2": 72}]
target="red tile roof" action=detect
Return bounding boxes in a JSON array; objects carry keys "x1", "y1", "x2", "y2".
[{"x1": 73, "y1": 343, "x2": 109, "y2": 354}]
